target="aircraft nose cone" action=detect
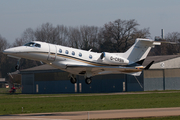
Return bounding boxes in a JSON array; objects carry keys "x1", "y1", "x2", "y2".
[{"x1": 3, "y1": 48, "x2": 16, "y2": 54}]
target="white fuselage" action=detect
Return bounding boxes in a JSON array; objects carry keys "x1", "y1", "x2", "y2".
[
  {"x1": 4, "y1": 41, "x2": 137, "y2": 76},
  {"x1": 5, "y1": 38, "x2": 159, "y2": 78}
]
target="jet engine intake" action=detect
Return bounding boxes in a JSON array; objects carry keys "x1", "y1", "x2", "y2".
[{"x1": 100, "y1": 52, "x2": 129, "y2": 65}]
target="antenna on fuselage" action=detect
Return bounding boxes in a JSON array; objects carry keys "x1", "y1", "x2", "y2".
[{"x1": 88, "y1": 49, "x2": 92, "y2": 52}]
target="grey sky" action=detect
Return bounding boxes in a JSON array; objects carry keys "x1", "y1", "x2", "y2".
[{"x1": 0, "y1": 0, "x2": 180, "y2": 44}]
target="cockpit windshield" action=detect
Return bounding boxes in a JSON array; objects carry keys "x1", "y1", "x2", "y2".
[
  {"x1": 24, "y1": 42, "x2": 41, "y2": 48},
  {"x1": 24, "y1": 42, "x2": 35, "y2": 47}
]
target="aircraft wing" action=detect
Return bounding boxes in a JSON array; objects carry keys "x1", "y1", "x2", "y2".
[{"x1": 66, "y1": 64, "x2": 142, "y2": 76}]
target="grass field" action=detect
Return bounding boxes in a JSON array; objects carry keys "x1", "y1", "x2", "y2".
[{"x1": 0, "y1": 91, "x2": 180, "y2": 116}]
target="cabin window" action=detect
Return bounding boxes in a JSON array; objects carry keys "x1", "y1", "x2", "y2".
[
  {"x1": 89, "y1": 55, "x2": 92, "y2": 59},
  {"x1": 79, "y1": 52, "x2": 82, "y2": 57},
  {"x1": 72, "y1": 51, "x2": 75, "y2": 56},
  {"x1": 35, "y1": 43, "x2": 41, "y2": 48},
  {"x1": 65, "y1": 50, "x2": 69, "y2": 54},
  {"x1": 59, "y1": 49, "x2": 62, "y2": 53}
]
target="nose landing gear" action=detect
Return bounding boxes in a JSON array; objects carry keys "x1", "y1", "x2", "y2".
[
  {"x1": 69, "y1": 74, "x2": 77, "y2": 84},
  {"x1": 15, "y1": 59, "x2": 21, "y2": 70},
  {"x1": 70, "y1": 77, "x2": 77, "y2": 84}
]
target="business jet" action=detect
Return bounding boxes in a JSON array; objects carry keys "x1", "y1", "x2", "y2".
[{"x1": 3, "y1": 38, "x2": 163, "y2": 84}]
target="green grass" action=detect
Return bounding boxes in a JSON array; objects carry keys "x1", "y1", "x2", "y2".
[
  {"x1": 0, "y1": 88, "x2": 22, "y2": 94},
  {"x1": 0, "y1": 91, "x2": 180, "y2": 115},
  {"x1": 0, "y1": 88, "x2": 9, "y2": 93}
]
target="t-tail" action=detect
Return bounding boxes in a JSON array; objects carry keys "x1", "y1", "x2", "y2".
[
  {"x1": 122, "y1": 38, "x2": 161, "y2": 65},
  {"x1": 122, "y1": 38, "x2": 161, "y2": 76}
]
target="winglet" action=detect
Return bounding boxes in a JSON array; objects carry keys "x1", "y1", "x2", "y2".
[
  {"x1": 136, "y1": 59, "x2": 145, "y2": 65},
  {"x1": 144, "y1": 61, "x2": 154, "y2": 70},
  {"x1": 127, "y1": 59, "x2": 145, "y2": 67}
]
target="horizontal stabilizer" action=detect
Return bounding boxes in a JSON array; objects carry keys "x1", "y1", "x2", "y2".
[
  {"x1": 144, "y1": 61, "x2": 154, "y2": 70},
  {"x1": 156, "y1": 41, "x2": 176, "y2": 44}
]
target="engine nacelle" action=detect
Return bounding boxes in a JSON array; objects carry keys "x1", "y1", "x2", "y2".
[{"x1": 100, "y1": 52, "x2": 129, "y2": 65}]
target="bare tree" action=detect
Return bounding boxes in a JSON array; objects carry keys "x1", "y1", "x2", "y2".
[
  {"x1": 99, "y1": 19, "x2": 150, "y2": 52},
  {"x1": 22, "y1": 28, "x2": 35, "y2": 42},
  {"x1": 56, "y1": 25, "x2": 68, "y2": 45},
  {"x1": 12, "y1": 38, "x2": 25, "y2": 47},
  {"x1": 13, "y1": 28, "x2": 35, "y2": 47},
  {"x1": 68, "y1": 27, "x2": 82, "y2": 48},
  {"x1": 165, "y1": 32, "x2": 180, "y2": 55},
  {"x1": 0, "y1": 35, "x2": 9, "y2": 65},
  {"x1": 0, "y1": 35, "x2": 9, "y2": 51},
  {"x1": 67, "y1": 26, "x2": 99, "y2": 51},
  {"x1": 79, "y1": 25, "x2": 99, "y2": 50},
  {"x1": 0, "y1": 35, "x2": 16, "y2": 78},
  {"x1": 34, "y1": 23, "x2": 59, "y2": 44},
  {"x1": 131, "y1": 28, "x2": 151, "y2": 39}
]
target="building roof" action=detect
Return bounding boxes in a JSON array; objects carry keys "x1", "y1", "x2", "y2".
[
  {"x1": 20, "y1": 55, "x2": 180, "y2": 72},
  {"x1": 143, "y1": 55, "x2": 180, "y2": 66}
]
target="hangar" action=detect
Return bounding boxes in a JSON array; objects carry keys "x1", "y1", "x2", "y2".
[{"x1": 20, "y1": 55, "x2": 180, "y2": 94}]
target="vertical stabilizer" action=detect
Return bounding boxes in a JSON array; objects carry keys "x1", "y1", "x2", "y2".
[{"x1": 123, "y1": 38, "x2": 161, "y2": 63}]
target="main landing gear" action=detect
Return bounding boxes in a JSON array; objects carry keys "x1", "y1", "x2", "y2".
[
  {"x1": 69, "y1": 74, "x2": 92, "y2": 85},
  {"x1": 70, "y1": 77, "x2": 77, "y2": 84},
  {"x1": 85, "y1": 77, "x2": 92, "y2": 85},
  {"x1": 69, "y1": 74, "x2": 77, "y2": 84}
]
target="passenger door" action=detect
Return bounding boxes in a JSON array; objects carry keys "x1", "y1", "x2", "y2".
[{"x1": 47, "y1": 44, "x2": 56, "y2": 61}]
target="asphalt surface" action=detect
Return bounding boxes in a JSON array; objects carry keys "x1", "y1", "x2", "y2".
[{"x1": 1, "y1": 107, "x2": 180, "y2": 120}]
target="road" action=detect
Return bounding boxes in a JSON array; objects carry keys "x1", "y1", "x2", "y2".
[{"x1": 1, "y1": 107, "x2": 180, "y2": 120}]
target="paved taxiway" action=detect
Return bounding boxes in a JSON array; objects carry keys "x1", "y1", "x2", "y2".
[{"x1": 1, "y1": 107, "x2": 180, "y2": 120}]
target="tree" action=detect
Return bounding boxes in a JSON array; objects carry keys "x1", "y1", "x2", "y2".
[
  {"x1": 0, "y1": 35, "x2": 15, "y2": 78},
  {"x1": 0, "y1": 35, "x2": 9, "y2": 51},
  {"x1": 13, "y1": 28, "x2": 35, "y2": 47},
  {"x1": 131, "y1": 28, "x2": 150, "y2": 39},
  {"x1": 80, "y1": 25, "x2": 99, "y2": 50},
  {"x1": 98, "y1": 19, "x2": 150, "y2": 52},
  {"x1": 68, "y1": 27, "x2": 82, "y2": 48},
  {"x1": 68, "y1": 25, "x2": 99, "y2": 51},
  {"x1": 35, "y1": 23, "x2": 59, "y2": 44},
  {"x1": 149, "y1": 32, "x2": 180, "y2": 56},
  {"x1": 56, "y1": 25, "x2": 68, "y2": 46},
  {"x1": 165, "y1": 32, "x2": 180, "y2": 55}
]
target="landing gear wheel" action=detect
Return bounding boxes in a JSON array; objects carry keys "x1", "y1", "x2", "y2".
[
  {"x1": 15, "y1": 65, "x2": 20, "y2": 70},
  {"x1": 15, "y1": 59, "x2": 21, "y2": 70},
  {"x1": 85, "y1": 78, "x2": 92, "y2": 85},
  {"x1": 70, "y1": 77, "x2": 77, "y2": 84}
]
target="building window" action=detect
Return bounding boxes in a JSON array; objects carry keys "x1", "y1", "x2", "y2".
[
  {"x1": 79, "y1": 52, "x2": 82, "y2": 57},
  {"x1": 72, "y1": 51, "x2": 75, "y2": 56},
  {"x1": 65, "y1": 50, "x2": 69, "y2": 54},
  {"x1": 59, "y1": 49, "x2": 62, "y2": 53},
  {"x1": 89, "y1": 55, "x2": 92, "y2": 59}
]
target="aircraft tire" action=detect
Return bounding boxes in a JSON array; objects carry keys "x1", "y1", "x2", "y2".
[
  {"x1": 85, "y1": 78, "x2": 92, "y2": 84},
  {"x1": 15, "y1": 65, "x2": 20, "y2": 70},
  {"x1": 70, "y1": 77, "x2": 77, "y2": 84}
]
